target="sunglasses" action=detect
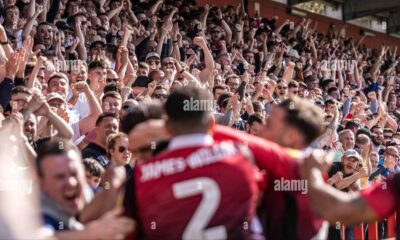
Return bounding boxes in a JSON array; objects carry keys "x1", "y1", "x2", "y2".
[
  {"x1": 148, "y1": 60, "x2": 160, "y2": 65},
  {"x1": 162, "y1": 62, "x2": 174, "y2": 66},
  {"x1": 153, "y1": 93, "x2": 168, "y2": 99},
  {"x1": 118, "y1": 146, "x2": 129, "y2": 153},
  {"x1": 92, "y1": 46, "x2": 105, "y2": 50},
  {"x1": 106, "y1": 78, "x2": 119, "y2": 83},
  {"x1": 385, "y1": 153, "x2": 398, "y2": 159}
]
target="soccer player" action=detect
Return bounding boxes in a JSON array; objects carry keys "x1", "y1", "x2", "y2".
[{"x1": 125, "y1": 87, "x2": 262, "y2": 239}]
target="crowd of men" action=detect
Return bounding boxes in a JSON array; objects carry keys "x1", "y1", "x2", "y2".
[{"x1": 0, "y1": 0, "x2": 400, "y2": 239}]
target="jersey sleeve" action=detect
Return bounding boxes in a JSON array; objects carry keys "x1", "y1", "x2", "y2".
[
  {"x1": 212, "y1": 125, "x2": 300, "y2": 180},
  {"x1": 360, "y1": 178, "x2": 397, "y2": 220}
]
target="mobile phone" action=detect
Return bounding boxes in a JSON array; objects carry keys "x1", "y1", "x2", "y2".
[{"x1": 235, "y1": 81, "x2": 247, "y2": 102}]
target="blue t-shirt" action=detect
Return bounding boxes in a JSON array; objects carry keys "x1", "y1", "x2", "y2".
[{"x1": 377, "y1": 158, "x2": 400, "y2": 177}]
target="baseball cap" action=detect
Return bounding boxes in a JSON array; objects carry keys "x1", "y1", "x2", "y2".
[
  {"x1": 46, "y1": 92, "x2": 66, "y2": 102},
  {"x1": 90, "y1": 40, "x2": 106, "y2": 49},
  {"x1": 343, "y1": 149, "x2": 362, "y2": 162},
  {"x1": 145, "y1": 52, "x2": 160, "y2": 61}
]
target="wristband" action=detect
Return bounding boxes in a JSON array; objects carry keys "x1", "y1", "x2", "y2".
[
  {"x1": 180, "y1": 69, "x2": 185, "y2": 74},
  {"x1": 0, "y1": 40, "x2": 8, "y2": 45}
]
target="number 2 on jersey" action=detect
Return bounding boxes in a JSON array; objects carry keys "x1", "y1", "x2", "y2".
[{"x1": 172, "y1": 177, "x2": 227, "y2": 240}]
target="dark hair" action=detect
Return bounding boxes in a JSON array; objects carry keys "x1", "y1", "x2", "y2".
[
  {"x1": 345, "y1": 121, "x2": 359, "y2": 131},
  {"x1": 83, "y1": 158, "x2": 105, "y2": 177},
  {"x1": 165, "y1": 87, "x2": 213, "y2": 134},
  {"x1": 320, "y1": 79, "x2": 334, "y2": 90},
  {"x1": 212, "y1": 84, "x2": 228, "y2": 96},
  {"x1": 288, "y1": 80, "x2": 299, "y2": 88},
  {"x1": 36, "y1": 140, "x2": 80, "y2": 177},
  {"x1": 11, "y1": 86, "x2": 31, "y2": 96},
  {"x1": 248, "y1": 113, "x2": 264, "y2": 126},
  {"x1": 217, "y1": 92, "x2": 233, "y2": 109},
  {"x1": 278, "y1": 98, "x2": 325, "y2": 145},
  {"x1": 121, "y1": 101, "x2": 164, "y2": 134},
  {"x1": 327, "y1": 87, "x2": 339, "y2": 95},
  {"x1": 88, "y1": 60, "x2": 106, "y2": 71},
  {"x1": 103, "y1": 83, "x2": 122, "y2": 94},
  {"x1": 95, "y1": 112, "x2": 118, "y2": 126},
  {"x1": 101, "y1": 91, "x2": 122, "y2": 104}
]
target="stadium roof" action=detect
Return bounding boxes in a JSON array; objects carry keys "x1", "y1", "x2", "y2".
[{"x1": 287, "y1": 0, "x2": 400, "y2": 34}]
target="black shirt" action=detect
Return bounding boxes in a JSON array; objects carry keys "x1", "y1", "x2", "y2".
[
  {"x1": 328, "y1": 162, "x2": 354, "y2": 192},
  {"x1": 81, "y1": 142, "x2": 109, "y2": 167}
]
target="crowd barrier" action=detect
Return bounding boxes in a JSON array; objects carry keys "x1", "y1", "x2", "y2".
[{"x1": 341, "y1": 213, "x2": 396, "y2": 239}]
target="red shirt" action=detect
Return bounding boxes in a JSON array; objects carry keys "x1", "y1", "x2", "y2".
[
  {"x1": 360, "y1": 173, "x2": 400, "y2": 238},
  {"x1": 212, "y1": 125, "x2": 326, "y2": 240},
  {"x1": 130, "y1": 136, "x2": 259, "y2": 240}
]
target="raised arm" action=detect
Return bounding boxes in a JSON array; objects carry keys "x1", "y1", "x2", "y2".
[
  {"x1": 73, "y1": 18, "x2": 87, "y2": 61},
  {"x1": 194, "y1": 36, "x2": 215, "y2": 83},
  {"x1": 76, "y1": 82, "x2": 102, "y2": 136},
  {"x1": 216, "y1": 8, "x2": 232, "y2": 44},
  {"x1": 23, "y1": 6, "x2": 43, "y2": 40}
]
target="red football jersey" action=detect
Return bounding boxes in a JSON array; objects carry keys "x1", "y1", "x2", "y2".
[
  {"x1": 212, "y1": 125, "x2": 327, "y2": 240},
  {"x1": 360, "y1": 173, "x2": 400, "y2": 238},
  {"x1": 133, "y1": 140, "x2": 259, "y2": 240}
]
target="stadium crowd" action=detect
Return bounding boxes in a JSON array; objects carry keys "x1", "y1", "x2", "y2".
[{"x1": 0, "y1": 0, "x2": 400, "y2": 239}]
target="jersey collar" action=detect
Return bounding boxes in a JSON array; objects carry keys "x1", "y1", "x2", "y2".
[{"x1": 168, "y1": 134, "x2": 214, "y2": 151}]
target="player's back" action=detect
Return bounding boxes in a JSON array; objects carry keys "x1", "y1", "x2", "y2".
[{"x1": 134, "y1": 139, "x2": 259, "y2": 240}]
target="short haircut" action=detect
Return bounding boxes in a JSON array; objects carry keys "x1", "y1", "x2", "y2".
[
  {"x1": 101, "y1": 91, "x2": 122, "y2": 102},
  {"x1": 278, "y1": 98, "x2": 325, "y2": 145},
  {"x1": 327, "y1": 87, "x2": 339, "y2": 95},
  {"x1": 138, "y1": 62, "x2": 149, "y2": 71},
  {"x1": 356, "y1": 134, "x2": 370, "y2": 146},
  {"x1": 103, "y1": 83, "x2": 122, "y2": 95},
  {"x1": 212, "y1": 84, "x2": 228, "y2": 95},
  {"x1": 83, "y1": 158, "x2": 105, "y2": 177},
  {"x1": 48, "y1": 72, "x2": 69, "y2": 84},
  {"x1": 217, "y1": 92, "x2": 233, "y2": 109},
  {"x1": 11, "y1": 86, "x2": 31, "y2": 96},
  {"x1": 95, "y1": 112, "x2": 118, "y2": 126},
  {"x1": 371, "y1": 125, "x2": 382, "y2": 133},
  {"x1": 121, "y1": 101, "x2": 164, "y2": 134},
  {"x1": 88, "y1": 60, "x2": 106, "y2": 71},
  {"x1": 165, "y1": 87, "x2": 213, "y2": 134},
  {"x1": 345, "y1": 121, "x2": 359, "y2": 130},
  {"x1": 252, "y1": 101, "x2": 264, "y2": 113},
  {"x1": 298, "y1": 82, "x2": 307, "y2": 89},
  {"x1": 339, "y1": 129, "x2": 353, "y2": 140},
  {"x1": 36, "y1": 140, "x2": 80, "y2": 177},
  {"x1": 248, "y1": 113, "x2": 264, "y2": 126},
  {"x1": 288, "y1": 80, "x2": 299, "y2": 88}
]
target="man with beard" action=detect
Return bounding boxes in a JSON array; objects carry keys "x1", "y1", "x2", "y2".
[
  {"x1": 301, "y1": 151, "x2": 400, "y2": 240},
  {"x1": 126, "y1": 97, "x2": 329, "y2": 240},
  {"x1": 371, "y1": 125, "x2": 385, "y2": 153},
  {"x1": 326, "y1": 149, "x2": 369, "y2": 239},
  {"x1": 23, "y1": 93, "x2": 73, "y2": 150}
]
